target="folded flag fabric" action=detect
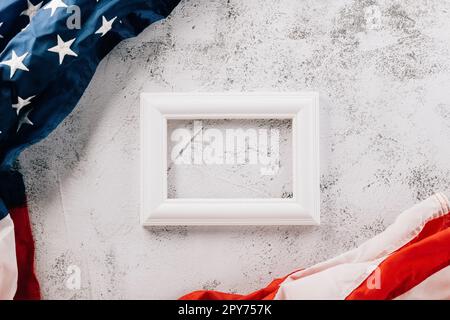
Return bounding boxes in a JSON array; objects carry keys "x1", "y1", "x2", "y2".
[
  {"x1": 181, "y1": 193, "x2": 450, "y2": 300},
  {"x1": 0, "y1": 0, "x2": 180, "y2": 300},
  {"x1": 0, "y1": 170, "x2": 40, "y2": 300}
]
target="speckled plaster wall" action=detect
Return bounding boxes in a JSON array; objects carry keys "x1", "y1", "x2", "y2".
[{"x1": 18, "y1": 0, "x2": 450, "y2": 299}]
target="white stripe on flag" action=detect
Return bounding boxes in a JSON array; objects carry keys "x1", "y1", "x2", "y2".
[{"x1": 0, "y1": 214, "x2": 18, "y2": 300}]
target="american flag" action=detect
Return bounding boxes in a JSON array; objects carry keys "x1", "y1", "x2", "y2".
[
  {"x1": 0, "y1": 0, "x2": 180, "y2": 300},
  {"x1": 182, "y1": 193, "x2": 450, "y2": 300}
]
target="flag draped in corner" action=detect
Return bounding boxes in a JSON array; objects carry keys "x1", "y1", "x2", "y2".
[
  {"x1": 181, "y1": 193, "x2": 450, "y2": 300},
  {"x1": 0, "y1": 0, "x2": 181, "y2": 300}
]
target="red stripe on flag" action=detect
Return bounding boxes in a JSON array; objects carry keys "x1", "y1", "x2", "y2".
[
  {"x1": 10, "y1": 205, "x2": 41, "y2": 300},
  {"x1": 179, "y1": 272, "x2": 297, "y2": 300}
]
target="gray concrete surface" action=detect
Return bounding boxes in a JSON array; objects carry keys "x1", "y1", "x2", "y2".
[{"x1": 18, "y1": 0, "x2": 450, "y2": 299}]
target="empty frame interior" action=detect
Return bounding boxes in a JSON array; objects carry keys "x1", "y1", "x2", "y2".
[{"x1": 166, "y1": 119, "x2": 293, "y2": 199}]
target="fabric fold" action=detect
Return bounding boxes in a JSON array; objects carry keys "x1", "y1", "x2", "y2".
[
  {"x1": 181, "y1": 193, "x2": 450, "y2": 300},
  {"x1": 0, "y1": 169, "x2": 39, "y2": 300}
]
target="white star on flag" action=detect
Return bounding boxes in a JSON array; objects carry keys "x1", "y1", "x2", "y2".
[
  {"x1": 95, "y1": 16, "x2": 117, "y2": 37},
  {"x1": 48, "y1": 35, "x2": 78, "y2": 64},
  {"x1": 17, "y1": 109, "x2": 34, "y2": 132},
  {"x1": 43, "y1": 0, "x2": 68, "y2": 17},
  {"x1": 21, "y1": 1, "x2": 43, "y2": 21},
  {"x1": 13, "y1": 96, "x2": 35, "y2": 115},
  {"x1": 0, "y1": 50, "x2": 30, "y2": 78}
]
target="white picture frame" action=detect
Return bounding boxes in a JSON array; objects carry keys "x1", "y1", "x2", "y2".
[{"x1": 140, "y1": 92, "x2": 320, "y2": 226}]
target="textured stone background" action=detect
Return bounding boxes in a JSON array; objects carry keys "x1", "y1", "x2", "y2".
[{"x1": 18, "y1": 0, "x2": 450, "y2": 299}]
